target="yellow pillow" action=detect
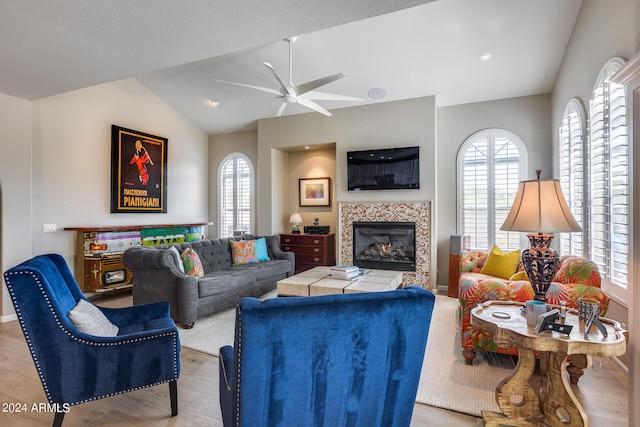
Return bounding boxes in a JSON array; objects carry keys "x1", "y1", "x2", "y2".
[
  {"x1": 480, "y1": 245, "x2": 521, "y2": 280},
  {"x1": 509, "y1": 271, "x2": 529, "y2": 282}
]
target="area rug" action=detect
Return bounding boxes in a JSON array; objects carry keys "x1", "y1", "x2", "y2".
[
  {"x1": 178, "y1": 293, "x2": 515, "y2": 417},
  {"x1": 415, "y1": 295, "x2": 516, "y2": 416}
]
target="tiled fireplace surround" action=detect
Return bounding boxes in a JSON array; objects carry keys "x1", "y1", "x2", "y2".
[{"x1": 338, "y1": 201, "x2": 431, "y2": 287}]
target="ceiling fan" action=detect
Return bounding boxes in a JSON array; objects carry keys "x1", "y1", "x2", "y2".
[{"x1": 215, "y1": 37, "x2": 363, "y2": 117}]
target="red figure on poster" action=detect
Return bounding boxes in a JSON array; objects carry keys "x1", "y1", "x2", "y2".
[{"x1": 130, "y1": 140, "x2": 154, "y2": 186}]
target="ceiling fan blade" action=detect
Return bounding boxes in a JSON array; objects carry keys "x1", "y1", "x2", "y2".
[
  {"x1": 297, "y1": 99, "x2": 332, "y2": 117},
  {"x1": 276, "y1": 102, "x2": 288, "y2": 117},
  {"x1": 214, "y1": 79, "x2": 281, "y2": 96},
  {"x1": 264, "y1": 62, "x2": 294, "y2": 96},
  {"x1": 295, "y1": 73, "x2": 345, "y2": 96},
  {"x1": 298, "y1": 90, "x2": 363, "y2": 102}
]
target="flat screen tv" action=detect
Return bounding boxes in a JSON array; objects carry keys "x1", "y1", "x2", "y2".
[{"x1": 347, "y1": 146, "x2": 420, "y2": 191}]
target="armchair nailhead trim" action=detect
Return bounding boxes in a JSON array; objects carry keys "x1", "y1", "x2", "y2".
[
  {"x1": 4, "y1": 270, "x2": 180, "y2": 405},
  {"x1": 235, "y1": 304, "x2": 243, "y2": 427}
]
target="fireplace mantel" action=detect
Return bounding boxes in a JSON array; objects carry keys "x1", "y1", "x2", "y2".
[{"x1": 338, "y1": 201, "x2": 431, "y2": 288}]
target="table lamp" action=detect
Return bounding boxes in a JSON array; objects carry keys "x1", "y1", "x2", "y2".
[
  {"x1": 289, "y1": 212, "x2": 303, "y2": 234},
  {"x1": 500, "y1": 171, "x2": 582, "y2": 301}
]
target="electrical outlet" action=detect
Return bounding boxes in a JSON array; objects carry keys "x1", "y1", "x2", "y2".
[{"x1": 43, "y1": 223, "x2": 57, "y2": 233}]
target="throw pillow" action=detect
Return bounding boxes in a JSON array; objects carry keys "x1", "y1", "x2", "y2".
[
  {"x1": 230, "y1": 240, "x2": 258, "y2": 265},
  {"x1": 480, "y1": 245, "x2": 521, "y2": 280},
  {"x1": 255, "y1": 237, "x2": 270, "y2": 262},
  {"x1": 170, "y1": 246, "x2": 185, "y2": 274},
  {"x1": 509, "y1": 271, "x2": 529, "y2": 282},
  {"x1": 68, "y1": 299, "x2": 119, "y2": 337},
  {"x1": 181, "y1": 247, "x2": 204, "y2": 278}
]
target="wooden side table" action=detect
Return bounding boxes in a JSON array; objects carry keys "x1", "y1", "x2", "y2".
[{"x1": 471, "y1": 301, "x2": 627, "y2": 427}]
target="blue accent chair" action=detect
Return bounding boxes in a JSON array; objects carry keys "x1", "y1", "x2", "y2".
[
  {"x1": 219, "y1": 286, "x2": 435, "y2": 427},
  {"x1": 3, "y1": 254, "x2": 180, "y2": 426}
]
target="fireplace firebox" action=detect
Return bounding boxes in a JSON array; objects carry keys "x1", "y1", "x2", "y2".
[{"x1": 352, "y1": 221, "x2": 416, "y2": 271}]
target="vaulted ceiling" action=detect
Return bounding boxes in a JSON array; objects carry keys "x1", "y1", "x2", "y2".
[{"x1": 1, "y1": 0, "x2": 582, "y2": 134}]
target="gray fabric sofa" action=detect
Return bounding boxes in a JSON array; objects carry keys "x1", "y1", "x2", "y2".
[{"x1": 122, "y1": 235, "x2": 294, "y2": 328}]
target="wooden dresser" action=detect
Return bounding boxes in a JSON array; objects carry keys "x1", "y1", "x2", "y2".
[{"x1": 280, "y1": 233, "x2": 336, "y2": 273}]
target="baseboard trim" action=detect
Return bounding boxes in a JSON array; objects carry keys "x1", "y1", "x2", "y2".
[{"x1": 1, "y1": 313, "x2": 17, "y2": 323}]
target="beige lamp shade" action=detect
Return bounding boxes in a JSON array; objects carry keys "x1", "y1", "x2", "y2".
[
  {"x1": 289, "y1": 212, "x2": 303, "y2": 224},
  {"x1": 500, "y1": 179, "x2": 582, "y2": 233}
]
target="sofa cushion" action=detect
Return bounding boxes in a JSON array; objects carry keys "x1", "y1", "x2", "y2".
[
  {"x1": 509, "y1": 270, "x2": 529, "y2": 281},
  {"x1": 181, "y1": 248, "x2": 204, "y2": 278},
  {"x1": 170, "y1": 246, "x2": 185, "y2": 274},
  {"x1": 198, "y1": 269, "x2": 256, "y2": 298},
  {"x1": 553, "y1": 255, "x2": 601, "y2": 287},
  {"x1": 480, "y1": 245, "x2": 521, "y2": 279},
  {"x1": 230, "y1": 240, "x2": 258, "y2": 265},
  {"x1": 190, "y1": 239, "x2": 234, "y2": 272},
  {"x1": 255, "y1": 237, "x2": 270, "y2": 262},
  {"x1": 68, "y1": 299, "x2": 119, "y2": 337},
  {"x1": 231, "y1": 259, "x2": 291, "y2": 281}
]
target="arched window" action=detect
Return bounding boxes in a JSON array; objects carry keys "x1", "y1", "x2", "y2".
[
  {"x1": 457, "y1": 129, "x2": 527, "y2": 251},
  {"x1": 588, "y1": 58, "x2": 628, "y2": 295},
  {"x1": 218, "y1": 153, "x2": 254, "y2": 238},
  {"x1": 558, "y1": 98, "x2": 587, "y2": 257}
]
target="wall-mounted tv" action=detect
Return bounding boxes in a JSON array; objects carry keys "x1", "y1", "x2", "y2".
[{"x1": 347, "y1": 146, "x2": 420, "y2": 191}]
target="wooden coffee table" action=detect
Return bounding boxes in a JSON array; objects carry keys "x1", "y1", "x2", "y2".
[
  {"x1": 277, "y1": 266, "x2": 403, "y2": 296},
  {"x1": 471, "y1": 301, "x2": 627, "y2": 427}
]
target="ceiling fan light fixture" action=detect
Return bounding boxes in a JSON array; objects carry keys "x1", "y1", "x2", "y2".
[{"x1": 215, "y1": 37, "x2": 362, "y2": 117}]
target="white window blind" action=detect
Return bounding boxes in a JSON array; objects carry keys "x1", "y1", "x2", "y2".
[
  {"x1": 219, "y1": 153, "x2": 254, "y2": 238},
  {"x1": 588, "y1": 58, "x2": 628, "y2": 294},
  {"x1": 458, "y1": 129, "x2": 527, "y2": 251},
  {"x1": 558, "y1": 99, "x2": 586, "y2": 257}
]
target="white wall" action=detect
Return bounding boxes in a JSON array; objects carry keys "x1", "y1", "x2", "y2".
[
  {"x1": 256, "y1": 96, "x2": 437, "y2": 285},
  {"x1": 436, "y1": 94, "x2": 552, "y2": 286},
  {"x1": 0, "y1": 78, "x2": 209, "y2": 319},
  {"x1": 0, "y1": 93, "x2": 33, "y2": 320},
  {"x1": 209, "y1": 130, "x2": 258, "y2": 237},
  {"x1": 256, "y1": 96, "x2": 437, "y2": 234},
  {"x1": 287, "y1": 148, "x2": 337, "y2": 234}
]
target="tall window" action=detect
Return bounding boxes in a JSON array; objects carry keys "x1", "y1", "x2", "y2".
[
  {"x1": 219, "y1": 153, "x2": 254, "y2": 238},
  {"x1": 558, "y1": 99, "x2": 587, "y2": 257},
  {"x1": 457, "y1": 129, "x2": 527, "y2": 251},
  {"x1": 588, "y1": 58, "x2": 629, "y2": 297}
]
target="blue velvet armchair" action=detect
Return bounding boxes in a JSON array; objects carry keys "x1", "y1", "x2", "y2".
[
  {"x1": 3, "y1": 254, "x2": 180, "y2": 426},
  {"x1": 219, "y1": 286, "x2": 435, "y2": 427}
]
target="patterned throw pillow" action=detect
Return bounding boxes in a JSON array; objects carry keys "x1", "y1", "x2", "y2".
[
  {"x1": 230, "y1": 240, "x2": 258, "y2": 265},
  {"x1": 480, "y1": 245, "x2": 521, "y2": 280},
  {"x1": 68, "y1": 299, "x2": 119, "y2": 337},
  {"x1": 181, "y1": 247, "x2": 204, "y2": 278}
]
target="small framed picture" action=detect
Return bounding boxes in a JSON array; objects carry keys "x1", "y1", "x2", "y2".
[{"x1": 299, "y1": 177, "x2": 331, "y2": 207}]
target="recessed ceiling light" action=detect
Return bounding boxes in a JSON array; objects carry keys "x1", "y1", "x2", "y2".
[
  {"x1": 210, "y1": 99, "x2": 219, "y2": 106},
  {"x1": 479, "y1": 52, "x2": 492, "y2": 61},
  {"x1": 368, "y1": 88, "x2": 387, "y2": 100}
]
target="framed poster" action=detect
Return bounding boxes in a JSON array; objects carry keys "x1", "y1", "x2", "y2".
[
  {"x1": 111, "y1": 125, "x2": 167, "y2": 213},
  {"x1": 299, "y1": 177, "x2": 331, "y2": 207}
]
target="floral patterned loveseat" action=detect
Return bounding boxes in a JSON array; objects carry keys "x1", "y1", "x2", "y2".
[{"x1": 458, "y1": 250, "x2": 609, "y2": 383}]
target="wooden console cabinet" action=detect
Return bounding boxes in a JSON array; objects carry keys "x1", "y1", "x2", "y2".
[
  {"x1": 280, "y1": 233, "x2": 336, "y2": 273},
  {"x1": 65, "y1": 222, "x2": 209, "y2": 293}
]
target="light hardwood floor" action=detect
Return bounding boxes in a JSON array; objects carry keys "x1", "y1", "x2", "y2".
[{"x1": 0, "y1": 291, "x2": 628, "y2": 426}]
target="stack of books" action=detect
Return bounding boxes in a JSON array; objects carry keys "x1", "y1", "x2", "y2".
[{"x1": 329, "y1": 265, "x2": 365, "y2": 281}]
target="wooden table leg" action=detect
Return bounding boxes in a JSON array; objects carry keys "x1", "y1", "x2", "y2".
[
  {"x1": 539, "y1": 352, "x2": 588, "y2": 427},
  {"x1": 483, "y1": 349, "x2": 540, "y2": 426}
]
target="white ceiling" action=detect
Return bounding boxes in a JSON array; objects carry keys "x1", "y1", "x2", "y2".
[{"x1": 1, "y1": 0, "x2": 582, "y2": 135}]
